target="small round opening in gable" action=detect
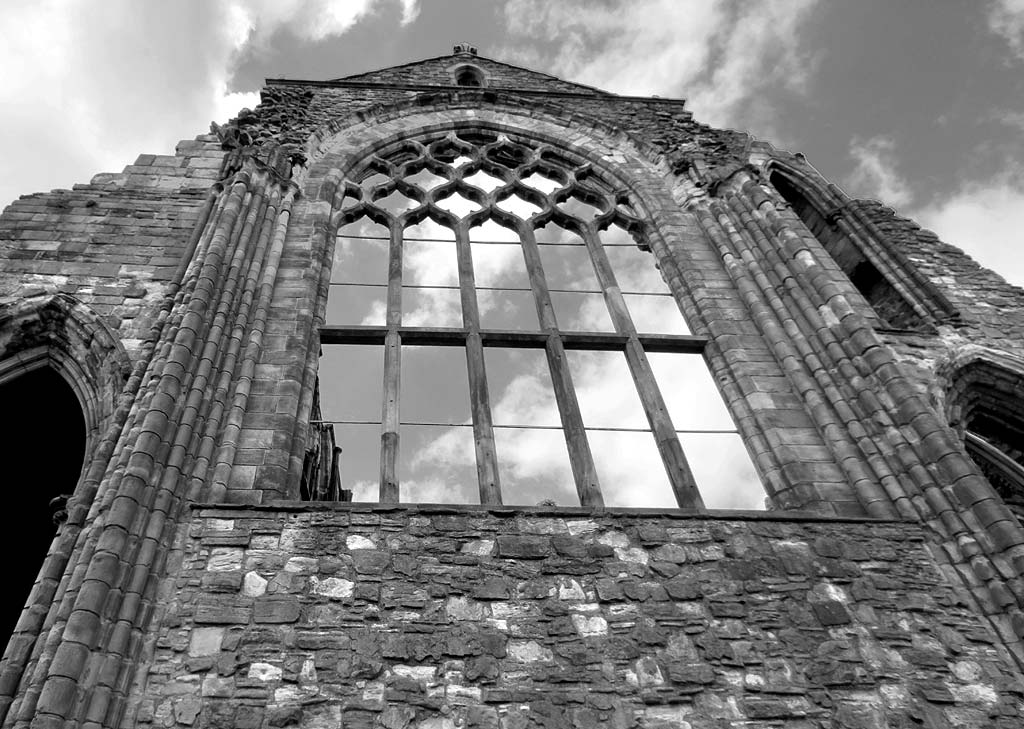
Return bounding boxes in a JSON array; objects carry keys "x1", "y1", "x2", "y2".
[{"x1": 454, "y1": 65, "x2": 485, "y2": 88}]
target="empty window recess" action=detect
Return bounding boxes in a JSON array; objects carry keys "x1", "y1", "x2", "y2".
[
  {"x1": 949, "y1": 364, "x2": 1024, "y2": 521},
  {"x1": 770, "y1": 171, "x2": 924, "y2": 329},
  {"x1": 454, "y1": 66, "x2": 485, "y2": 87}
]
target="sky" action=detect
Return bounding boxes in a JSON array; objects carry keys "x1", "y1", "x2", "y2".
[
  {"x1": 2, "y1": 0, "x2": 1023, "y2": 508},
  {"x1": 2, "y1": 1, "x2": 1022, "y2": 285}
]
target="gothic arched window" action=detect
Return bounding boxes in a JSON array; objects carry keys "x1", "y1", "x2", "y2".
[
  {"x1": 314, "y1": 130, "x2": 761, "y2": 509},
  {"x1": 769, "y1": 169, "x2": 925, "y2": 330},
  {"x1": 947, "y1": 359, "x2": 1024, "y2": 520}
]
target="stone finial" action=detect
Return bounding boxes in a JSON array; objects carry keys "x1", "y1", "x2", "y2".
[{"x1": 453, "y1": 43, "x2": 478, "y2": 56}]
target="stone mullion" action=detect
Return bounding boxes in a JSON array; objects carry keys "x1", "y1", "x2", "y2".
[
  {"x1": 750, "y1": 182, "x2": 1024, "y2": 619},
  {"x1": 692, "y1": 197, "x2": 902, "y2": 518},
  {"x1": 579, "y1": 224, "x2": 703, "y2": 509},
  {"x1": 720, "y1": 191, "x2": 914, "y2": 518},
  {"x1": 379, "y1": 220, "x2": 403, "y2": 503},
  {"x1": 454, "y1": 220, "x2": 502, "y2": 505},
  {"x1": 517, "y1": 224, "x2": 602, "y2": 507},
  {"x1": 284, "y1": 176, "x2": 346, "y2": 496},
  {"x1": 32, "y1": 171, "x2": 259, "y2": 727},
  {"x1": 0, "y1": 188, "x2": 225, "y2": 728},
  {"x1": 828, "y1": 211, "x2": 934, "y2": 323},
  {"x1": 798, "y1": 181, "x2": 937, "y2": 325}
]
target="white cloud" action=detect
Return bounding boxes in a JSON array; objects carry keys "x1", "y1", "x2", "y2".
[
  {"x1": 229, "y1": 0, "x2": 379, "y2": 44},
  {"x1": 500, "y1": 0, "x2": 820, "y2": 132},
  {"x1": 844, "y1": 135, "x2": 914, "y2": 208},
  {"x1": 0, "y1": 0, "x2": 418, "y2": 209},
  {"x1": 401, "y1": 329, "x2": 764, "y2": 510},
  {"x1": 988, "y1": 0, "x2": 1024, "y2": 59},
  {"x1": 840, "y1": 135, "x2": 1024, "y2": 288},
  {"x1": 915, "y1": 177, "x2": 1024, "y2": 288},
  {"x1": 398, "y1": 0, "x2": 420, "y2": 24}
]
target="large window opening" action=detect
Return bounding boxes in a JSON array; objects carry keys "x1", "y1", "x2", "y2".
[
  {"x1": 0, "y1": 365, "x2": 86, "y2": 645},
  {"x1": 770, "y1": 170, "x2": 924, "y2": 330},
  {"x1": 948, "y1": 363, "x2": 1024, "y2": 520},
  {"x1": 311, "y1": 130, "x2": 763, "y2": 510}
]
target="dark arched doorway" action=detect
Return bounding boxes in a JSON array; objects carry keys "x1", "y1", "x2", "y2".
[{"x1": 0, "y1": 366, "x2": 86, "y2": 645}]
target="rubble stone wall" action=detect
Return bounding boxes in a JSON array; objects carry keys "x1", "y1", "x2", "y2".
[{"x1": 135, "y1": 505, "x2": 1024, "y2": 729}]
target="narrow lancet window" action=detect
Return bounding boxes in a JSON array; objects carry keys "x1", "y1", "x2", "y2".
[{"x1": 770, "y1": 170, "x2": 923, "y2": 329}]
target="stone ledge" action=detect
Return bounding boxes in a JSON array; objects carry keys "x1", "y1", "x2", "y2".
[{"x1": 191, "y1": 500, "x2": 912, "y2": 524}]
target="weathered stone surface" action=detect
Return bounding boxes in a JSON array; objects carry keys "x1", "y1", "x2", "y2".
[
  {"x1": 6, "y1": 47, "x2": 1024, "y2": 729},
  {"x1": 140, "y1": 507, "x2": 1024, "y2": 729},
  {"x1": 496, "y1": 536, "x2": 551, "y2": 559},
  {"x1": 253, "y1": 596, "x2": 301, "y2": 623},
  {"x1": 194, "y1": 598, "x2": 251, "y2": 625}
]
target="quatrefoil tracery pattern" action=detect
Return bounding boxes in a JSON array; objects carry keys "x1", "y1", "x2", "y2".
[{"x1": 336, "y1": 130, "x2": 649, "y2": 241}]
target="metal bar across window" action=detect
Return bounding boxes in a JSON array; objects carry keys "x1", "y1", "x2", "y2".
[
  {"x1": 321, "y1": 324, "x2": 707, "y2": 352},
  {"x1": 312, "y1": 419, "x2": 738, "y2": 434},
  {"x1": 329, "y1": 281, "x2": 676, "y2": 297}
]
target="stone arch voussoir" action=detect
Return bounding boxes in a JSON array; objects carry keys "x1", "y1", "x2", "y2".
[{"x1": 0, "y1": 291, "x2": 130, "y2": 446}]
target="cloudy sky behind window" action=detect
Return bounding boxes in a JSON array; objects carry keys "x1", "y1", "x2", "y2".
[
  {"x1": 1, "y1": 0, "x2": 1022, "y2": 284},
  {"x1": 4, "y1": 0, "x2": 1020, "y2": 508}
]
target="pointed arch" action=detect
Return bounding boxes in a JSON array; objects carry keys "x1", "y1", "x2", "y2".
[
  {"x1": 260, "y1": 103, "x2": 865, "y2": 514},
  {"x1": 0, "y1": 291, "x2": 130, "y2": 442},
  {"x1": 0, "y1": 292, "x2": 130, "y2": 665},
  {"x1": 766, "y1": 161, "x2": 929, "y2": 330},
  {"x1": 942, "y1": 349, "x2": 1024, "y2": 520}
]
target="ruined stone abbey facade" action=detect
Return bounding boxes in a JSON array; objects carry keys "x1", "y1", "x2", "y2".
[{"x1": 2, "y1": 46, "x2": 1024, "y2": 728}]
